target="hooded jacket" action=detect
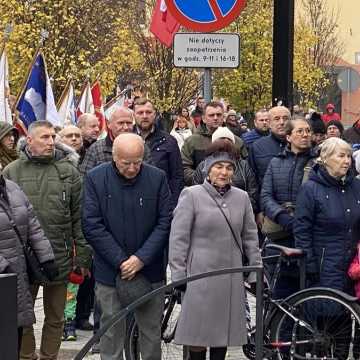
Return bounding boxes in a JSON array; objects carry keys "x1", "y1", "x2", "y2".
[
  {"x1": 294, "y1": 165, "x2": 360, "y2": 293},
  {"x1": 0, "y1": 122, "x2": 19, "y2": 169},
  {"x1": 3, "y1": 141, "x2": 91, "y2": 282}
]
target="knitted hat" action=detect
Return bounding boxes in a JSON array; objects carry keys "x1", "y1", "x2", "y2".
[
  {"x1": 211, "y1": 127, "x2": 235, "y2": 144},
  {"x1": 227, "y1": 109, "x2": 237, "y2": 117},
  {"x1": 309, "y1": 112, "x2": 326, "y2": 134},
  {"x1": 204, "y1": 152, "x2": 236, "y2": 175},
  {"x1": 326, "y1": 120, "x2": 344, "y2": 135}
]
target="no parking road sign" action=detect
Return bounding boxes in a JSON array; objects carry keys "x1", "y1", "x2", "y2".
[{"x1": 165, "y1": 0, "x2": 247, "y2": 32}]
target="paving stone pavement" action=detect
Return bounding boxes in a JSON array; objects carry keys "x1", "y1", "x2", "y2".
[{"x1": 33, "y1": 288, "x2": 253, "y2": 360}]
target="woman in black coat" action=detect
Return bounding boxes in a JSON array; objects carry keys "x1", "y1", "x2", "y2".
[{"x1": 294, "y1": 137, "x2": 360, "y2": 360}]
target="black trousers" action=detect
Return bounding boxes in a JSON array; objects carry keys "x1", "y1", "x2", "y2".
[
  {"x1": 18, "y1": 327, "x2": 23, "y2": 360},
  {"x1": 75, "y1": 264, "x2": 95, "y2": 323}
]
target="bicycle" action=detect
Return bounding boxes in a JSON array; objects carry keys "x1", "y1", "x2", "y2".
[{"x1": 125, "y1": 243, "x2": 360, "y2": 360}]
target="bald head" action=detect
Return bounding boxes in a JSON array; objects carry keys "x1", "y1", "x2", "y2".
[
  {"x1": 268, "y1": 106, "x2": 290, "y2": 138},
  {"x1": 59, "y1": 125, "x2": 83, "y2": 151},
  {"x1": 77, "y1": 113, "x2": 99, "y2": 142},
  {"x1": 113, "y1": 133, "x2": 144, "y2": 179},
  {"x1": 108, "y1": 106, "x2": 134, "y2": 138}
]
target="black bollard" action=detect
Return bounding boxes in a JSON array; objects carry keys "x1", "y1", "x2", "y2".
[{"x1": 0, "y1": 274, "x2": 18, "y2": 360}]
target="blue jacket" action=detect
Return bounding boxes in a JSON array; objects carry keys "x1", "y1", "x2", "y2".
[
  {"x1": 294, "y1": 165, "x2": 360, "y2": 293},
  {"x1": 261, "y1": 148, "x2": 318, "y2": 221},
  {"x1": 138, "y1": 125, "x2": 184, "y2": 210},
  {"x1": 242, "y1": 129, "x2": 269, "y2": 147},
  {"x1": 248, "y1": 133, "x2": 287, "y2": 186},
  {"x1": 82, "y1": 162, "x2": 172, "y2": 286}
]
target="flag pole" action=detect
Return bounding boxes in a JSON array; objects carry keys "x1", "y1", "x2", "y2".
[{"x1": 57, "y1": 78, "x2": 71, "y2": 110}]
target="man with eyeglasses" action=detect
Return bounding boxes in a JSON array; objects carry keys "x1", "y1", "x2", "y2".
[
  {"x1": 82, "y1": 133, "x2": 171, "y2": 360},
  {"x1": 59, "y1": 125, "x2": 83, "y2": 153},
  {"x1": 80, "y1": 107, "x2": 152, "y2": 175},
  {"x1": 181, "y1": 100, "x2": 247, "y2": 186}
]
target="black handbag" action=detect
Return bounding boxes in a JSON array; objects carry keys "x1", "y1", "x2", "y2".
[{"x1": 0, "y1": 202, "x2": 48, "y2": 284}]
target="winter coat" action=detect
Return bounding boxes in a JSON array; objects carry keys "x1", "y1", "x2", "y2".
[
  {"x1": 82, "y1": 162, "x2": 172, "y2": 286},
  {"x1": 3, "y1": 143, "x2": 91, "y2": 282},
  {"x1": 0, "y1": 178, "x2": 54, "y2": 327},
  {"x1": 248, "y1": 134, "x2": 287, "y2": 187},
  {"x1": 169, "y1": 181, "x2": 262, "y2": 347},
  {"x1": 139, "y1": 125, "x2": 184, "y2": 209},
  {"x1": 170, "y1": 128, "x2": 192, "y2": 150},
  {"x1": 181, "y1": 123, "x2": 248, "y2": 186},
  {"x1": 242, "y1": 129, "x2": 269, "y2": 147},
  {"x1": 79, "y1": 133, "x2": 153, "y2": 175},
  {"x1": 343, "y1": 125, "x2": 360, "y2": 145},
  {"x1": 261, "y1": 148, "x2": 318, "y2": 223},
  {"x1": 294, "y1": 165, "x2": 360, "y2": 294},
  {"x1": 193, "y1": 158, "x2": 259, "y2": 213}
]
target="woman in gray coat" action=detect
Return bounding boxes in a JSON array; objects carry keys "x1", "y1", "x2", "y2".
[
  {"x1": 0, "y1": 174, "x2": 55, "y2": 356},
  {"x1": 169, "y1": 141, "x2": 262, "y2": 360}
]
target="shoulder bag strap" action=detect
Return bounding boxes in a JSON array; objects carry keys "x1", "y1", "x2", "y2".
[
  {"x1": 0, "y1": 200, "x2": 27, "y2": 248},
  {"x1": 202, "y1": 185, "x2": 244, "y2": 257}
]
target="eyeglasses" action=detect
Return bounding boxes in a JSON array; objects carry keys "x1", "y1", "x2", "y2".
[
  {"x1": 64, "y1": 133, "x2": 81, "y2": 139},
  {"x1": 293, "y1": 128, "x2": 311, "y2": 136}
]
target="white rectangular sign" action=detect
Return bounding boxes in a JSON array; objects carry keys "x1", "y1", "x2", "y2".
[{"x1": 173, "y1": 33, "x2": 240, "y2": 68}]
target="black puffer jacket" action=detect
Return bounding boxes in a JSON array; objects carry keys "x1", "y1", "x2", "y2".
[
  {"x1": 0, "y1": 177, "x2": 54, "y2": 327},
  {"x1": 193, "y1": 158, "x2": 259, "y2": 213}
]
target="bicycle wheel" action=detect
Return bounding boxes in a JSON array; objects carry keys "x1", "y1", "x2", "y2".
[
  {"x1": 124, "y1": 292, "x2": 184, "y2": 360},
  {"x1": 270, "y1": 288, "x2": 360, "y2": 360}
]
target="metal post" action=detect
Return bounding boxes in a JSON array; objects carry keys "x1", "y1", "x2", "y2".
[
  {"x1": 272, "y1": 0, "x2": 295, "y2": 108},
  {"x1": 203, "y1": 68, "x2": 212, "y2": 103},
  {"x1": 0, "y1": 274, "x2": 18, "y2": 360}
]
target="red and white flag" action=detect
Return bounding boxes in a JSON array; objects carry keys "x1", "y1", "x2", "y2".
[
  {"x1": 76, "y1": 81, "x2": 94, "y2": 118},
  {"x1": 150, "y1": 0, "x2": 180, "y2": 48},
  {"x1": 91, "y1": 80, "x2": 106, "y2": 134}
]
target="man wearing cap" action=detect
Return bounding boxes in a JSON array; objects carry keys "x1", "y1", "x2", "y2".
[
  {"x1": 225, "y1": 110, "x2": 243, "y2": 137},
  {"x1": 322, "y1": 103, "x2": 341, "y2": 123},
  {"x1": 309, "y1": 112, "x2": 326, "y2": 147},
  {"x1": 0, "y1": 121, "x2": 19, "y2": 169},
  {"x1": 181, "y1": 101, "x2": 247, "y2": 186},
  {"x1": 325, "y1": 120, "x2": 344, "y2": 139}
]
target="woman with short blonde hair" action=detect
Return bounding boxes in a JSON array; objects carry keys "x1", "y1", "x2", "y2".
[{"x1": 294, "y1": 137, "x2": 360, "y2": 359}]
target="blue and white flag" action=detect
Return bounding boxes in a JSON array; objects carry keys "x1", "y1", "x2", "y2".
[
  {"x1": 16, "y1": 51, "x2": 60, "y2": 128},
  {"x1": 58, "y1": 80, "x2": 76, "y2": 126}
]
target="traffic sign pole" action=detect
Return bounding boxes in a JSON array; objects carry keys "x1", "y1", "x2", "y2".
[{"x1": 203, "y1": 68, "x2": 212, "y2": 103}]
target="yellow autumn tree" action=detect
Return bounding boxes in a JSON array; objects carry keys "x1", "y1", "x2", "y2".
[{"x1": 0, "y1": 0, "x2": 141, "y2": 98}]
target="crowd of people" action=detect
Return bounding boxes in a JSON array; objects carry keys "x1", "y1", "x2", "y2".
[{"x1": 0, "y1": 96, "x2": 359, "y2": 360}]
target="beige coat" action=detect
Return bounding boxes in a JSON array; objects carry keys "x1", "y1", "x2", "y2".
[{"x1": 169, "y1": 181, "x2": 262, "y2": 347}]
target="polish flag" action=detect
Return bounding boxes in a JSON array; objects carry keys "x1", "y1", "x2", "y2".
[
  {"x1": 91, "y1": 80, "x2": 106, "y2": 134},
  {"x1": 150, "y1": 0, "x2": 180, "y2": 48}
]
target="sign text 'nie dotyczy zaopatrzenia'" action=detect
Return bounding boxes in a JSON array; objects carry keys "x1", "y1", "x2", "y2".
[{"x1": 173, "y1": 33, "x2": 240, "y2": 68}]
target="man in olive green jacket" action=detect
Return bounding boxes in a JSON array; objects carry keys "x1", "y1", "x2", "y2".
[
  {"x1": 4, "y1": 120, "x2": 91, "y2": 360},
  {"x1": 181, "y1": 101, "x2": 247, "y2": 186}
]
